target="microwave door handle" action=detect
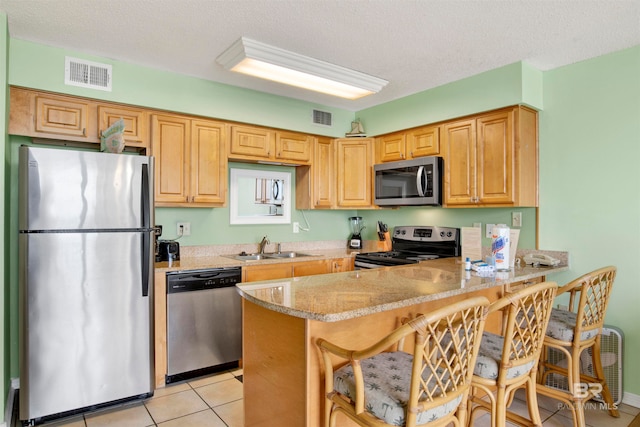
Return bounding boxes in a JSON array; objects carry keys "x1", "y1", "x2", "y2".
[{"x1": 416, "y1": 166, "x2": 426, "y2": 197}]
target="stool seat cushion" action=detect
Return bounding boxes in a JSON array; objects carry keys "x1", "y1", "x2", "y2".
[
  {"x1": 545, "y1": 308, "x2": 599, "y2": 342},
  {"x1": 333, "y1": 351, "x2": 462, "y2": 426},
  {"x1": 474, "y1": 332, "x2": 535, "y2": 380}
]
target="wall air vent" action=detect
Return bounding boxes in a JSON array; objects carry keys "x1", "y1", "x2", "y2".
[
  {"x1": 312, "y1": 109, "x2": 332, "y2": 127},
  {"x1": 65, "y1": 57, "x2": 112, "y2": 91}
]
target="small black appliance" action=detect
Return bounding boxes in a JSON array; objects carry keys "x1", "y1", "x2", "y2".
[
  {"x1": 159, "y1": 240, "x2": 180, "y2": 261},
  {"x1": 348, "y1": 216, "x2": 364, "y2": 249}
]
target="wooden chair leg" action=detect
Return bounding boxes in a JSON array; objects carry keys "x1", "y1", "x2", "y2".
[{"x1": 525, "y1": 380, "x2": 543, "y2": 427}]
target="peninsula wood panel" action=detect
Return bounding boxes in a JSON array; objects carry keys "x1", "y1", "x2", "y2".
[{"x1": 242, "y1": 285, "x2": 503, "y2": 426}]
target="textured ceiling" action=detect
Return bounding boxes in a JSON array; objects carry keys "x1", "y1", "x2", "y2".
[{"x1": 1, "y1": 0, "x2": 639, "y2": 111}]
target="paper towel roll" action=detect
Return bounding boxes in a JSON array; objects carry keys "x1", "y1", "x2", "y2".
[{"x1": 492, "y1": 224, "x2": 510, "y2": 271}]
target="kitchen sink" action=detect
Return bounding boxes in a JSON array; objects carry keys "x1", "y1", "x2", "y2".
[
  {"x1": 223, "y1": 253, "x2": 266, "y2": 261},
  {"x1": 223, "y1": 251, "x2": 315, "y2": 261},
  {"x1": 264, "y1": 252, "x2": 314, "y2": 259}
]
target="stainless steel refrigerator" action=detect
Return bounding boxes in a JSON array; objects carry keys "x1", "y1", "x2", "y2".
[{"x1": 18, "y1": 146, "x2": 155, "y2": 423}]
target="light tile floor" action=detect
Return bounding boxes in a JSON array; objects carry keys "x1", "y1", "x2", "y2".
[{"x1": 20, "y1": 369, "x2": 639, "y2": 427}]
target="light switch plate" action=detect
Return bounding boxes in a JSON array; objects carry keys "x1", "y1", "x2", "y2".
[{"x1": 512, "y1": 212, "x2": 522, "y2": 227}]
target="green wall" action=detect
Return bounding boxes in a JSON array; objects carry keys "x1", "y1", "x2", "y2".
[
  {"x1": 357, "y1": 61, "x2": 543, "y2": 135},
  {"x1": 3, "y1": 34, "x2": 640, "y2": 408},
  {"x1": 1, "y1": 11, "x2": 8, "y2": 423},
  {"x1": 538, "y1": 45, "x2": 640, "y2": 400}
]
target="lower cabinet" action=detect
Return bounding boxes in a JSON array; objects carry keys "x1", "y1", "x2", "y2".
[{"x1": 242, "y1": 257, "x2": 354, "y2": 282}]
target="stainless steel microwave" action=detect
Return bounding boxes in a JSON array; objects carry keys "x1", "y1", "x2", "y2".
[{"x1": 374, "y1": 156, "x2": 443, "y2": 206}]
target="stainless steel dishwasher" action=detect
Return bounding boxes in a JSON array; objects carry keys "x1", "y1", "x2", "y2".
[{"x1": 166, "y1": 267, "x2": 242, "y2": 383}]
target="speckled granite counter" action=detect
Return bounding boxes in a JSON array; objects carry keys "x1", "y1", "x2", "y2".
[
  {"x1": 239, "y1": 252, "x2": 568, "y2": 426},
  {"x1": 237, "y1": 256, "x2": 569, "y2": 322},
  {"x1": 154, "y1": 242, "x2": 358, "y2": 273}
]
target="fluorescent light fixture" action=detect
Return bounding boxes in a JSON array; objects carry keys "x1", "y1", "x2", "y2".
[{"x1": 216, "y1": 37, "x2": 388, "y2": 100}]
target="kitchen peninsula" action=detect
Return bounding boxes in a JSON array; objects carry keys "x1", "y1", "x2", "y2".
[{"x1": 236, "y1": 256, "x2": 568, "y2": 427}]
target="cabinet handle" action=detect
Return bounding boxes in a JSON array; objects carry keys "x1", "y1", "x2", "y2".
[
  {"x1": 82, "y1": 128, "x2": 86, "y2": 136},
  {"x1": 401, "y1": 153, "x2": 404, "y2": 159}
]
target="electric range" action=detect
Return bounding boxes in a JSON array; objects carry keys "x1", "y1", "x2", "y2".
[{"x1": 354, "y1": 226, "x2": 461, "y2": 269}]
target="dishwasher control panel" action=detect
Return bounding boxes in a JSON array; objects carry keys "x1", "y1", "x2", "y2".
[{"x1": 166, "y1": 267, "x2": 242, "y2": 293}]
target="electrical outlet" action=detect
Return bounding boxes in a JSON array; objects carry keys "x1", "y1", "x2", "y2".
[
  {"x1": 486, "y1": 224, "x2": 496, "y2": 238},
  {"x1": 177, "y1": 222, "x2": 191, "y2": 236},
  {"x1": 293, "y1": 222, "x2": 300, "y2": 233},
  {"x1": 512, "y1": 212, "x2": 522, "y2": 227}
]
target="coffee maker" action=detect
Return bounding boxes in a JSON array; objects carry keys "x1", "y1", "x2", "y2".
[{"x1": 348, "y1": 216, "x2": 364, "y2": 249}]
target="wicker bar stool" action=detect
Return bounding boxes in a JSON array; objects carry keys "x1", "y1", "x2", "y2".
[
  {"x1": 537, "y1": 266, "x2": 619, "y2": 427},
  {"x1": 317, "y1": 296, "x2": 489, "y2": 427},
  {"x1": 468, "y1": 281, "x2": 558, "y2": 427}
]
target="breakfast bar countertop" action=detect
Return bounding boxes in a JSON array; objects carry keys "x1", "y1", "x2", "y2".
[{"x1": 236, "y1": 257, "x2": 569, "y2": 322}]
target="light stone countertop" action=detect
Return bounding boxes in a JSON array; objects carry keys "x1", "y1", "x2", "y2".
[
  {"x1": 236, "y1": 256, "x2": 569, "y2": 322},
  {"x1": 154, "y1": 240, "x2": 359, "y2": 274}
]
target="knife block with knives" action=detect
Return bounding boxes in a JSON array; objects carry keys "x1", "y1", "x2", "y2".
[{"x1": 376, "y1": 221, "x2": 392, "y2": 251}]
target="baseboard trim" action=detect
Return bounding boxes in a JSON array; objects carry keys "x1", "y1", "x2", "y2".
[{"x1": 623, "y1": 392, "x2": 640, "y2": 409}]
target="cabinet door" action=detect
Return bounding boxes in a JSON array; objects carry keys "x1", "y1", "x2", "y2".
[
  {"x1": 99, "y1": 105, "x2": 148, "y2": 150},
  {"x1": 191, "y1": 120, "x2": 227, "y2": 206},
  {"x1": 275, "y1": 131, "x2": 311, "y2": 163},
  {"x1": 377, "y1": 132, "x2": 406, "y2": 162},
  {"x1": 331, "y1": 257, "x2": 354, "y2": 272},
  {"x1": 35, "y1": 92, "x2": 97, "y2": 141},
  {"x1": 443, "y1": 119, "x2": 476, "y2": 206},
  {"x1": 476, "y1": 110, "x2": 514, "y2": 205},
  {"x1": 230, "y1": 125, "x2": 273, "y2": 159},
  {"x1": 336, "y1": 138, "x2": 373, "y2": 208},
  {"x1": 292, "y1": 260, "x2": 331, "y2": 277},
  {"x1": 152, "y1": 114, "x2": 190, "y2": 204},
  {"x1": 407, "y1": 124, "x2": 440, "y2": 157},
  {"x1": 313, "y1": 137, "x2": 334, "y2": 208},
  {"x1": 243, "y1": 264, "x2": 292, "y2": 282}
]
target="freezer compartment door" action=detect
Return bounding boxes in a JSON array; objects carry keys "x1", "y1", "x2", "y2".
[
  {"x1": 19, "y1": 232, "x2": 154, "y2": 421},
  {"x1": 19, "y1": 146, "x2": 154, "y2": 231}
]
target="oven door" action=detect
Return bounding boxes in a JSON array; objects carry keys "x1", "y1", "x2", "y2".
[{"x1": 374, "y1": 157, "x2": 442, "y2": 206}]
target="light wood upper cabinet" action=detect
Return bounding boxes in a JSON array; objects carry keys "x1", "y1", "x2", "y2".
[
  {"x1": 443, "y1": 106, "x2": 537, "y2": 207},
  {"x1": 229, "y1": 125, "x2": 273, "y2": 160},
  {"x1": 9, "y1": 87, "x2": 99, "y2": 142},
  {"x1": 296, "y1": 137, "x2": 334, "y2": 209},
  {"x1": 336, "y1": 138, "x2": 374, "y2": 208},
  {"x1": 98, "y1": 105, "x2": 149, "y2": 151},
  {"x1": 376, "y1": 124, "x2": 440, "y2": 163},
  {"x1": 275, "y1": 131, "x2": 312, "y2": 163},
  {"x1": 152, "y1": 114, "x2": 190, "y2": 204},
  {"x1": 152, "y1": 114, "x2": 227, "y2": 207},
  {"x1": 229, "y1": 125, "x2": 312, "y2": 164},
  {"x1": 377, "y1": 132, "x2": 406, "y2": 162},
  {"x1": 190, "y1": 119, "x2": 228, "y2": 205},
  {"x1": 407, "y1": 124, "x2": 440, "y2": 158}
]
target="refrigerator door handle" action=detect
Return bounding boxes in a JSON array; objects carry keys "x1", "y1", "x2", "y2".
[{"x1": 141, "y1": 163, "x2": 150, "y2": 297}]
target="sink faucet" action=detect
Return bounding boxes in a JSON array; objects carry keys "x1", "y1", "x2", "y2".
[{"x1": 258, "y1": 236, "x2": 270, "y2": 254}]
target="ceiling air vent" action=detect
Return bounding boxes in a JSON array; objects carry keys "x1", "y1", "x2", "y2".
[
  {"x1": 65, "y1": 57, "x2": 112, "y2": 91},
  {"x1": 312, "y1": 109, "x2": 332, "y2": 127}
]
